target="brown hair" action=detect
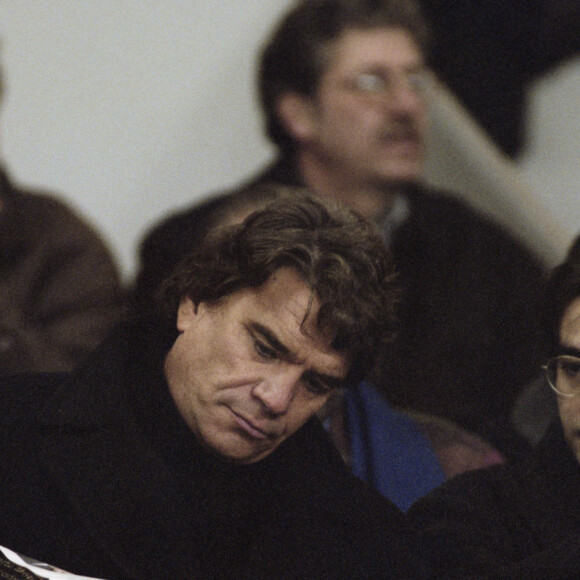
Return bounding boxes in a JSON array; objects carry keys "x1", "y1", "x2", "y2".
[
  {"x1": 159, "y1": 189, "x2": 398, "y2": 385},
  {"x1": 544, "y1": 239, "x2": 580, "y2": 356}
]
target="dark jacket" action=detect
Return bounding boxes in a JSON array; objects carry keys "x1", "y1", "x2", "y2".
[
  {"x1": 0, "y1": 167, "x2": 125, "y2": 374},
  {"x1": 407, "y1": 420, "x2": 580, "y2": 579},
  {"x1": 132, "y1": 157, "x2": 546, "y2": 454},
  {"x1": 0, "y1": 318, "x2": 417, "y2": 580}
]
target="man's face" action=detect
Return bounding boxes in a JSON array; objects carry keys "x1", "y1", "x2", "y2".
[
  {"x1": 286, "y1": 27, "x2": 429, "y2": 188},
  {"x1": 556, "y1": 296, "x2": 580, "y2": 464},
  {"x1": 164, "y1": 267, "x2": 349, "y2": 464}
]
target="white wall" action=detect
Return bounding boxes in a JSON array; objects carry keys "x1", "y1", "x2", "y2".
[
  {"x1": 518, "y1": 57, "x2": 580, "y2": 257},
  {"x1": 0, "y1": 2, "x2": 578, "y2": 280},
  {"x1": 0, "y1": 1, "x2": 293, "y2": 280}
]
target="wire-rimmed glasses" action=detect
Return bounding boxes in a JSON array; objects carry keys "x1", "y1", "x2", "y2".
[
  {"x1": 542, "y1": 355, "x2": 580, "y2": 397},
  {"x1": 340, "y1": 68, "x2": 435, "y2": 103}
]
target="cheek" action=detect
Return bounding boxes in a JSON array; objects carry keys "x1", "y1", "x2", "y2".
[
  {"x1": 166, "y1": 334, "x2": 217, "y2": 409},
  {"x1": 558, "y1": 397, "x2": 579, "y2": 421},
  {"x1": 287, "y1": 393, "x2": 332, "y2": 431},
  {"x1": 415, "y1": 108, "x2": 429, "y2": 133},
  {"x1": 558, "y1": 397, "x2": 580, "y2": 442},
  {"x1": 318, "y1": 98, "x2": 372, "y2": 135},
  {"x1": 336, "y1": 104, "x2": 379, "y2": 135}
]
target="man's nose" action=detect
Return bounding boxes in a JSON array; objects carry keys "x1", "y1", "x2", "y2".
[
  {"x1": 388, "y1": 79, "x2": 424, "y2": 112},
  {"x1": 252, "y1": 368, "x2": 301, "y2": 415}
]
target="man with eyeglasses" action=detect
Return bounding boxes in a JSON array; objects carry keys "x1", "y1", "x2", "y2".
[
  {"x1": 133, "y1": 0, "x2": 545, "y2": 458},
  {"x1": 407, "y1": 250, "x2": 580, "y2": 579}
]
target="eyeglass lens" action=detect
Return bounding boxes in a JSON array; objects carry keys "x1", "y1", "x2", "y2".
[
  {"x1": 546, "y1": 356, "x2": 580, "y2": 396},
  {"x1": 347, "y1": 69, "x2": 432, "y2": 99}
]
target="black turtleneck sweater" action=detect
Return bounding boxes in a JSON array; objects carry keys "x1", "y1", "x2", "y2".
[{"x1": 0, "y1": 317, "x2": 417, "y2": 579}]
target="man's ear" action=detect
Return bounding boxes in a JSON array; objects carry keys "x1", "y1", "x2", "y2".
[
  {"x1": 176, "y1": 296, "x2": 197, "y2": 332},
  {"x1": 276, "y1": 92, "x2": 317, "y2": 143}
]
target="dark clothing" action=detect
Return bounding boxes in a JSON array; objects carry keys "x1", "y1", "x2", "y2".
[
  {"x1": 133, "y1": 157, "x2": 546, "y2": 454},
  {"x1": 419, "y1": 0, "x2": 580, "y2": 156},
  {"x1": 0, "y1": 167, "x2": 125, "y2": 374},
  {"x1": 407, "y1": 420, "x2": 580, "y2": 579},
  {"x1": 0, "y1": 318, "x2": 416, "y2": 580}
]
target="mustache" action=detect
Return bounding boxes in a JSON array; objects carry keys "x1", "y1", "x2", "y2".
[{"x1": 378, "y1": 117, "x2": 422, "y2": 141}]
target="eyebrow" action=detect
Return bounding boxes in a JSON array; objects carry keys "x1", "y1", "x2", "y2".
[
  {"x1": 250, "y1": 322, "x2": 347, "y2": 389},
  {"x1": 557, "y1": 345, "x2": 580, "y2": 358},
  {"x1": 303, "y1": 370, "x2": 345, "y2": 391},
  {"x1": 251, "y1": 323, "x2": 291, "y2": 357},
  {"x1": 356, "y1": 61, "x2": 428, "y2": 73}
]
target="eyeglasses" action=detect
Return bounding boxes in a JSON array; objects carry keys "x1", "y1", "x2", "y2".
[
  {"x1": 542, "y1": 355, "x2": 580, "y2": 397},
  {"x1": 341, "y1": 69, "x2": 434, "y2": 102}
]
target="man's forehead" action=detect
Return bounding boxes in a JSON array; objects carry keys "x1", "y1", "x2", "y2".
[
  {"x1": 251, "y1": 273, "x2": 320, "y2": 331},
  {"x1": 561, "y1": 297, "x2": 580, "y2": 344},
  {"x1": 324, "y1": 26, "x2": 424, "y2": 70}
]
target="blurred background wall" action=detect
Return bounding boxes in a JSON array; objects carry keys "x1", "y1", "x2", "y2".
[{"x1": 0, "y1": 1, "x2": 578, "y2": 279}]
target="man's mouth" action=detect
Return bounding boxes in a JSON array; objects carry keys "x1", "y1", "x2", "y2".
[
  {"x1": 379, "y1": 127, "x2": 421, "y2": 146},
  {"x1": 231, "y1": 410, "x2": 271, "y2": 440}
]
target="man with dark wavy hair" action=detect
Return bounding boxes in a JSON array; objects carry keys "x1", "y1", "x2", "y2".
[
  {"x1": 0, "y1": 193, "x2": 416, "y2": 579},
  {"x1": 134, "y1": 0, "x2": 545, "y2": 458}
]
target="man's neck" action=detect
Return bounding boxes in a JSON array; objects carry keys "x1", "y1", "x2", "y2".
[{"x1": 296, "y1": 153, "x2": 408, "y2": 221}]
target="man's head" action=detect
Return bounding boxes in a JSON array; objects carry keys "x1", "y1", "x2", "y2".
[
  {"x1": 259, "y1": 0, "x2": 431, "y2": 190},
  {"x1": 159, "y1": 191, "x2": 398, "y2": 463},
  {"x1": 543, "y1": 247, "x2": 580, "y2": 463}
]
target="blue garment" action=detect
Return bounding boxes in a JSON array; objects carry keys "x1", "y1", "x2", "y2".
[{"x1": 347, "y1": 382, "x2": 445, "y2": 511}]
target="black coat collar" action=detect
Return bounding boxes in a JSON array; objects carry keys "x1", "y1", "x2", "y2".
[
  {"x1": 518, "y1": 419, "x2": 580, "y2": 541},
  {"x1": 0, "y1": 167, "x2": 27, "y2": 260},
  {"x1": 36, "y1": 319, "x2": 199, "y2": 578}
]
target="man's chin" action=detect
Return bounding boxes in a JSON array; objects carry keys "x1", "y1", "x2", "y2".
[
  {"x1": 565, "y1": 432, "x2": 580, "y2": 466},
  {"x1": 373, "y1": 168, "x2": 422, "y2": 190},
  {"x1": 374, "y1": 154, "x2": 423, "y2": 183}
]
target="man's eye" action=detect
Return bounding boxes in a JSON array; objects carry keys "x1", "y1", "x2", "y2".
[
  {"x1": 560, "y1": 361, "x2": 580, "y2": 378},
  {"x1": 254, "y1": 339, "x2": 277, "y2": 360},
  {"x1": 305, "y1": 380, "x2": 332, "y2": 396},
  {"x1": 353, "y1": 72, "x2": 388, "y2": 93}
]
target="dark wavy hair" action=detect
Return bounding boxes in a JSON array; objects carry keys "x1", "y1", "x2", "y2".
[
  {"x1": 258, "y1": 0, "x2": 430, "y2": 154},
  {"x1": 158, "y1": 190, "x2": 398, "y2": 385},
  {"x1": 544, "y1": 238, "x2": 580, "y2": 356}
]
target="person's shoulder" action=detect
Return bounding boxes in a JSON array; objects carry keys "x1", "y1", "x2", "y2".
[
  {"x1": 139, "y1": 160, "x2": 283, "y2": 253},
  {"x1": 10, "y1": 186, "x2": 111, "y2": 253},
  {"x1": 285, "y1": 418, "x2": 407, "y2": 528},
  {"x1": 17, "y1": 188, "x2": 90, "y2": 227},
  {"x1": 137, "y1": 188, "x2": 242, "y2": 271},
  {"x1": 411, "y1": 185, "x2": 525, "y2": 242},
  {"x1": 272, "y1": 419, "x2": 419, "y2": 578},
  {"x1": 406, "y1": 422, "x2": 580, "y2": 578},
  {"x1": 404, "y1": 409, "x2": 507, "y2": 478},
  {"x1": 410, "y1": 185, "x2": 506, "y2": 233},
  {"x1": 407, "y1": 184, "x2": 544, "y2": 267},
  {"x1": 414, "y1": 458, "x2": 513, "y2": 506},
  {"x1": 0, "y1": 373, "x2": 68, "y2": 445},
  {"x1": 414, "y1": 417, "x2": 577, "y2": 515},
  {"x1": 406, "y1": 445, "x2": 537, "y2": 541},
  {"x1": 0, "y1": 373, "x2": 67, "y2": 410}
]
